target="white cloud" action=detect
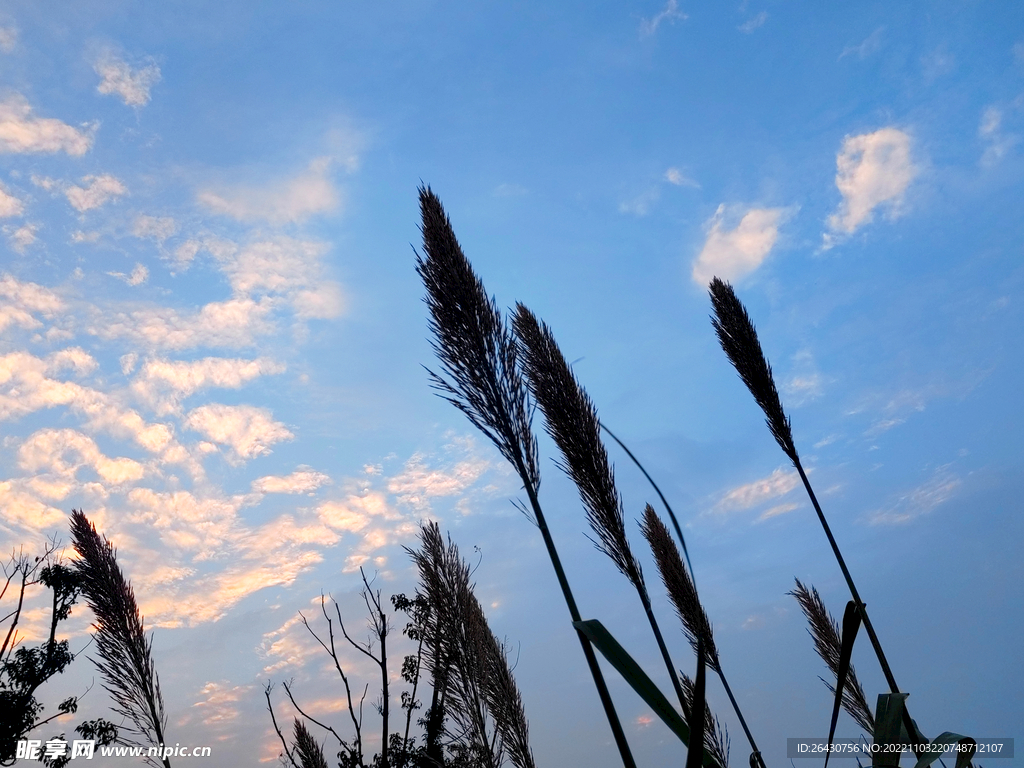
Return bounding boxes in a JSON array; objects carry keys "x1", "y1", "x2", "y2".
[
  {"x1": 133, "y1": 214, "x2": 177, "y2": 241},
  {"x1": 0, "y1": 350, "x2": 187, "y2": 461},
  {"x1": 639, "y1": 0, "x2": 687, "y2": 38},
  {"x1": 619, "y1": 188, "x2": 659, "y2": 217},
  {"x1": 108, "y1": 263, "x2": 149, "y2": 286},
  {"x1": 94, "y1": 52, "x2": 161, "y2": 107},
  {"x1": 868, "y1": 466, "x2": 961, "y2": 525},
  {"x1": 5, "y1": 222, "x2": 36, "y2": 252},
  {"x1": 198, "y1": 157, "x2": 342, "y2": 225},
  {"x1": 206, "y1": 235, "x2": 344, "y2": 320},
  {"x1": 65, "y1": 174, "x2": 127, "y2": 212},
  {"x1": 252, "y1": 468, "x2": 330, "y2": 495},
  {"x1": 715, "y1": 467, "x2": 800, "y2": 514},
  {"x1": 738, "y1": 11, "x2": 768, "y2": 34},
  {"x1": 493, "y1": 183, "x2": 528, "y2": 197},
  {"x1": 665, "y1": 167, "x2": 700, "y2": 188},
  {"x1": 0, "y1": 94, "x2": 93, "y2": 156},
  {"x1": 183, "y1": 403, "x2": 293, "y2": 462},
  {"x1": 839, "y1": 27, "x2": 884, "y2": 60},
  {"x1": 93, "y1": 297, "x2": 277, "y2": 351},
  {"x1": 0, "y1": 275, "x2": 63, "y2": 333},
  {"x1": 691, "y1": 204, "x2": 792, "y2": 284},
  {"x1": 71, "y1": 230, "x2": 100, "y2": 244},
  {"x1": 0, "y1": 26, "x2": 17, "y2": 53},
  {"x1": 18, "y1": 427, "x2": 146, "y2": 486},
  {"x1": 979, "y1": 106, "x2": 1018, "y2": 168},
  {"x1": 0, "y1": 184, "x2": 23, "y2": 217},
  {"x1": 823, "y1": 127, "x2": 916, "y2": 249},
  {"x1": 782, "y1": 349, "x2": 826, "y2": 406},
  {"x1": 132, "y1": 356, "x2": 286, "y2": 415},
  {"x1": 173, "y1": 239, "x2": 201, "y2": 270}
]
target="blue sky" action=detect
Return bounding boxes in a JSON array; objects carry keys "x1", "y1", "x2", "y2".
[{"x1": 1, "y1": 1, "x2": 1022, "y2": 765}]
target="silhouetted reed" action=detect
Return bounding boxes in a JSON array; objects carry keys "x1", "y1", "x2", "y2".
[
  {"x1": 789, "y1": 580, "x2": 874, "y2": 735},
  {"x1": 293, "y1": 719, "x2": 330, "y2": 768},
  {"x1": 416, "y1": 185, "x2": 635, "y2": 767},
  {"x1": 70, "y1": 510, "x2": 171, "y2": 768},
  {"x1": 409, "y1": 522, "x2": 535, "y2": 768},
  {"x1": 513, "y1": 303, "x2": 689, "y2": 712},
  {"x1": 709, "y1": 278, "x2": 926, "y2": 762},
  {"x1": 641, "y1": 504, "x2": 763, "y2": 768}
]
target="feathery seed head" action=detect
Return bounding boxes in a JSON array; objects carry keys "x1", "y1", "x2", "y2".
[
  {"x1": 513, "y1": 303, "x2": 644, "y2": 591},
  {"x1": 416, "y1": 186, "x2": 539, "y2": 492},
  {"x1": 709, "y1": 277, "x2": 798, "y2": 463},
  {"x1": 641, "y1": 504, "x2": 719, "y2": 671}
]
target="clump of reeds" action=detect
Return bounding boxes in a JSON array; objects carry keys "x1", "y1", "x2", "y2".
[
  {"x1": 70, "y1": 510, "x2": 171, "y2": 768},
  {"x1": 417, "y1": 185, "x2": 635, "y2": 767},
  {"x1": 408, "y1": 521, "x2": 535, "y2": 768}
]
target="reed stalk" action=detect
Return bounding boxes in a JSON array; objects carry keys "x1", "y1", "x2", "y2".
[
  {"x1": 513, "y1": 303, "x2": 689, "y2": 716},
  {"x1": 416, "y1": 185, "x2": 635, "y2": 767},
  {"x1": 708, "y1": 277, "x2": 925, "y2": 758},
  {"x1": 69, "y1": 510, "x2": 171, "y2": 768},
  {"x1": 641, "y1": 504, "x2": 764, "y2": 768}
]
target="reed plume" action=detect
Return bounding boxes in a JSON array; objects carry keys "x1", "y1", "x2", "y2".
[
  {"x1": 408, "y1": 522, "x2": 536, "y2": 768},
  {"x1": 417, "y1": 185, "x2": 635, "y2": 766},
  {"x1": 709, "y1": 277, "x2": 921, "y2": 761},
  {"x1": 680, "y1": 672, "x2": 731, "y2": 768},
  {"x1": 789, "y1": 580, "x2": 874, "y2": 735},
  {"x1": 417, "y1": 186, "x2": 539, "y2": 493},
  {"x1": 69, "y1": 510, "x2": 170, "y2": 768},
  {"x1": 641, "y1": 504, "x2": 764, "y2": 768},
  {"x1": 513, "y1": 302, "x2": 688, "y2": 712},
  {"x1": 293, "y1": 719, "x2": 329, "y2": 768}
]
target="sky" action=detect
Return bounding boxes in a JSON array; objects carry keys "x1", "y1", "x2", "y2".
[{"x1": 1, "y1": 1, "x2": 1022, "y2": 766}]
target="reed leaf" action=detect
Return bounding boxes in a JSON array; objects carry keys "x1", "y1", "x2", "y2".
[
  {"x1": 825, "y1": 601, "x2": 863, "y2": 768},
  {"x1": 685, "y1": 637, "x2": 708, "y2": 768},
  {"x1": 69, "y1": 510, "x2": 170, "y2": 768}
]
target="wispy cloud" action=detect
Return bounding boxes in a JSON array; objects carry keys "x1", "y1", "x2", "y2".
[
  {"x1": 133, "y1": 214, "x2": 177, "y2": 241},
  {"x1": 868, "y1": 466, "x2": 961, "y2": 525},
  {"x1": 183, "y1": 403, "x2": 294, "y2": 463},
  {"x1": 132, "y1": 356, "x2": 287, "y2": 416},
  {"x1": 108, "y1": 263, "x2": 149, "y2": 286},
  {"x1": 94, "y1": 51, "x2": 161, "y2": 107},
  {"x1": 979, "y1": 105, "x2": 1019, "y2": 168},
  {"x1": 691, "y1": 203, "x2": 793, "y2": 284},
  {"x1": 0, "y1": 26, "x2": 17, "y2": 53},
  {"x1": 619, "y1": 188, "x2": 660, "y2": 216},
  {"x1": 199, "y1": 156, "x2": 344, "y2": 225},
  {"x1": 839, "y1": 27, "x2": 884, "y2": 60},
  {"x1": 0, "y1": 94, "x2": 93, "y2": 155},
  {"x1": 639, "y1": 0, "x2": 687, "y2": 38},
  {"x1": 714, "y1": 467, "x2": 801, "y2": 515},
  {"x1": 0, "y1": 183, "x2": 23, "y2": 217},
  {"x1": 823, "y1": 127, "x2": 916, "y2": 249},
  {"x1": 738, "y1": 11, "x2": 768, "y2": 34},
  {"x1": 66, "y1": 174, "x2": 127, "y2": 212},
  {"x1": 664, "y1": 167, "x2": 700, "y2": 188}
]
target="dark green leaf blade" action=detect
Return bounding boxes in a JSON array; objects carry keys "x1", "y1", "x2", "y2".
[
  {"x1": 826, "y1": 601, "x2": 862, "y2": 768},
  {"x1": 686, "y1": 637, "x2": 708, "y2": 768},
  {"x1": 573, "y1": 619, "x2": 724, "y2": 768}
]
